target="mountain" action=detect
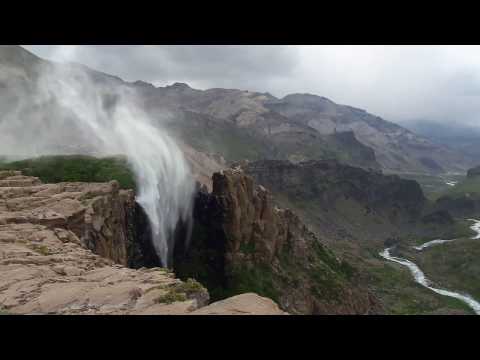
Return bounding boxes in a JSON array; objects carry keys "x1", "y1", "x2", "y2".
[
  {"x1": 137, "y1": 81, "x2": 474, "y2": 173},
  {"x1": 402, "y1": 119, "x2": 480, "y2": 161},
  {"x1": 3, "y1": 45, "x2": 474, "y2": 175},
  {"x1": 264, "y1": 95, "x2": 476, "y2": 174},
  {"x1": 2, "y1": 45, "x2": 476, "y2": 314},
  {"x1": 237, "y1": 159, "x2": 475, "y2": 314}
]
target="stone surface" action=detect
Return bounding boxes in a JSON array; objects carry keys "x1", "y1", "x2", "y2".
[
  {"x1": 0, "y1": 171, "x2": 135, "y2": 265},
  {"x1": 0, "y1": 170, "x2": 286, "y2": 315},
  {"x1": 0, "y1": 170, "x2": 206, "y2": 314},
  {"x1": 190, "y1": 293, "x2": 287, "y2": 315}
]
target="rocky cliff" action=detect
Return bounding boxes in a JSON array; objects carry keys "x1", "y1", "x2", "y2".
[
  {"x1": 174, "y1": 167, "x2": 382, "y2": 314},
  {"x1": 467, "y1": 166, "x2": 480, "y2": 179},
  {"x1": 0, "y1": 170, "x2": 285, "y2": 315},
  {"x1": 241, "y1": 159, "x2": 429, "y2": 245}
]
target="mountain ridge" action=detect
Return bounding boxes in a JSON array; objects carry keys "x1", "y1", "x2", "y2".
[{"x1": 5, "y1": 45, "x2": 474, "y2": 175}]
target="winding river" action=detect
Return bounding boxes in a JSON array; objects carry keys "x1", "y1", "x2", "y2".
[{"x1": 380, "y1": 219, "x2": 480, "y2": 314}]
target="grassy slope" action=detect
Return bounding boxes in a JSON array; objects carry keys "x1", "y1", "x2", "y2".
[
  {"x1": 0, "y1": 155, "x2": 136, "y2": 190},
  {"x1": 404, "y1": 238, "x2": 480, "y2": 302},
  {"x1": 366, "y1": 255, "x2": 475, "y2": 315},
  {"x1": 253, "y1": 172, "x2": 476, "y2": 314},
  {"x1": 397, "y1": 173, "x2": 466, "y2": 200},
  {"x1": 442, "y1": 176, "x2": 480, "y2": 199}
]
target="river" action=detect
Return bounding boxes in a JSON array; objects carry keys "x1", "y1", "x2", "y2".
[{"x1": 380, "y1": 219, "x2": 480, "y2": 314}]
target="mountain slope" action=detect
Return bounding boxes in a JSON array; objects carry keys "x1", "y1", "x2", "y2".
[
  {"x1": 0, "y1": 46, "x2": 374, "y2": 171},
  {"x1": 130, "y1": 80, "x2": 477, "y2": 174},
  {"x1": 3, "y1": 45, "x2": 473, "y2": 174},
  {"x1": 402, "y1": 119, "x2": 480, "y2": 160}
]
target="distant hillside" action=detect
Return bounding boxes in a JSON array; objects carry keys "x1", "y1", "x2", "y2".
[
  {"x1": 1, "y1": 45, "x2": 474, "y2": 174},
  {"x1": 0, "y1": 46, "x2": 380, "y2": 172},
  {"x1": 402, "y1": 119, "x2": 480, "y2": 160}
]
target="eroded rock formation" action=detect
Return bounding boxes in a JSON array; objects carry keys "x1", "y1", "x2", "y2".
[
  {"x1": 0, "y1": 170, "x2": 285, "y2": 315},
  {"x1": 175, "y1": 167, "x2": 382, "y2": 314}
]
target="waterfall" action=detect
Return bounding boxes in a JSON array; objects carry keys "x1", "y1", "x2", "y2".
[{"x1": 0, "y1": 59, "x2": 195, "y2": 268}]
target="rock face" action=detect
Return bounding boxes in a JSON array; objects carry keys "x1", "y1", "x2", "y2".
[
  {"x1": 174, "y1": 167, "x2": 382, "y2": 314},
  {"x1": 467, "y1": 166, "x2": 480, "y2": 178},
  {"x1": 0, "y1": 170, "x2": 285, "y2": 315},
  {"x1": 0, "y1": 170, "x2": 136, "y2": 266},
  {"x1": 241, "y1": 159, "x2": 428, "y2": 244}
]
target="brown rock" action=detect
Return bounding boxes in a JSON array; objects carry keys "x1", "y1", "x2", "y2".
[
  {"x1": 0, "y1": 171, "x2": 285, "y2": 315},
  {"x1": 190, "y1": 293, "x2": 287, "y2": 315}
]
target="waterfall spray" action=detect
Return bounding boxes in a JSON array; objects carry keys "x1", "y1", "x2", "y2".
[{"x1": 0, "y1": 55, "x2": 195, "y2": 268}]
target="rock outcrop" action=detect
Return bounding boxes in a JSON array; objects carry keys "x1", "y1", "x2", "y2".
[
  {"x1": 174, "y1": 167, "x2": 382, "y2": 314},
  {"x1": 189, "y1": 293, "x2": 288, "y2": 315},
  {"x1": 467, "y1": 166, "x2": 480, "y2": 179},
  {"x1": 0, "y1": 170, "x2": 285, "y2": 315},
  {"x1": 0, "y1": 170, "x2": 136, "y2": 266},
  {"x1": 241, "y1": 159, "x2": 429, "y2": 244}
]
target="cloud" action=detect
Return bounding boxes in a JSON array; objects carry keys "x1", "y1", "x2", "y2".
[
  {"x1": 22, "y1": 45, "x2": 480, "y2": 127},
  {"x1": 23, "y1": 45, "x2": 300, "y2": 91}
]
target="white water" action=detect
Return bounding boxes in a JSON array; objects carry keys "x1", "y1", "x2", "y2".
[
  {"x1": 414, "y1": 219, "x2": 480, "y2": 251},
  {"x1": 468, "y1": 219, "x2": 480, "y2": 239},
  {"x1": 380, "y1": 248, "x2": 480, "y2": 314},
  {"x1": 445, "y1": 181, "x2": 458, "y2": 187},
  {"x1": 413, "y1": 239, "x2": 454, "y2": 251},
  {"x1": 380, "y1": 219, "x2": 480, "y2": 314},
  {"x1": 0, "y1": 59, "x2": 195, "y2": 268}
]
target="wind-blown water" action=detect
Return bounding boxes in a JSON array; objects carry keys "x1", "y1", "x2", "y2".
[
  {"x1": 0, "y1": 58, "x2": 195, "y2": 268},
  {"x1": 380, "y1": 219, "x2": 480, "y2": 314}
]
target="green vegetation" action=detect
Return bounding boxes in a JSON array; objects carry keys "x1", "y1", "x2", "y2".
[
  {"x1": 173, "y1": 221, "x2": 228, "y2": 301},
  {"x1": 397, "y1": 173, "x2": 466, "y2": 200},
  {"x1": 239, "y1": 240, "x2": 256, "y2": 255},
  {"x1": 227, "y1": 263, "x2": 281, "y2": 304},
  {"x1": 32, "y1": 245, "x2": 51, "y2": 256},
  {"x1": 442, "y1": 175, "x2": 480, "y2": 199},
  {"x1": 154, "y1": 278, "x2": 205, "y2": 304},
  {"x1": 0, "y1": 308, "x2": 10, "y2": 315},
  {"x1": 411, "y1": 219, "x2": 476, "y2": 246},
  {"x1": 155, "y1": 292, "x2": 187, "y2": 304},
  {"x1": 0, "y1": 155, "x2": 136, "y2": 190},
  {"x1": 404, "y1": 238, "x2": 480, "y2": 301},
  {"x1": 367, "y1": 259, "x2": 475, "y2": 314}
]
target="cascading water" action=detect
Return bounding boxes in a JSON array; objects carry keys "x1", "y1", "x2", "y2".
[{"x1": 0, "y1": 57, "x2": 195, "y2": 268}]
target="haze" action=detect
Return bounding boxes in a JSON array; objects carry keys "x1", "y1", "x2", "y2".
[{"x1": 23, "y1": 45, "x2": 480, "y2": 128}]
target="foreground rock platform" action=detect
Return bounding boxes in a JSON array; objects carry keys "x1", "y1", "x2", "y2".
[{"x1": 0, "y1": 170, "x2": 285, "y2": 315}]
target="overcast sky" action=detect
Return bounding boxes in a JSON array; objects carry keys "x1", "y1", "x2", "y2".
[{"x1": 22, "y1": 45, "x2": 480, "y2": 128}]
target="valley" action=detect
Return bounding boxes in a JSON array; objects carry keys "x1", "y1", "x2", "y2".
[
  {"x1": 381, "y1": 219, "x2": 480, "y2": 315},
  {"x1": 1, "y1": 45, "x2": 480, "y2": 315}
]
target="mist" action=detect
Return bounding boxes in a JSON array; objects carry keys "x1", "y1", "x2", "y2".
[{"x1": 0, "y1": 47, "x2": 195, "y2": 267}]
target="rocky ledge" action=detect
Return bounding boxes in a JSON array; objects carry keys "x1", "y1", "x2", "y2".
[
  {"x1": 175, "y1": 166, "x2": 382, "y2": 314},
  {"x1": 0, "y1": 170, "x2": 285, "y2": 315}
]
